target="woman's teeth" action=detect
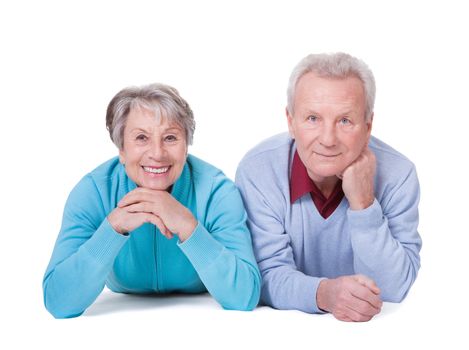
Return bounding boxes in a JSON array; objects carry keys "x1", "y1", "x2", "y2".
[{"x1": 143, "y1": 166, "x2": 169, "y2": 174}]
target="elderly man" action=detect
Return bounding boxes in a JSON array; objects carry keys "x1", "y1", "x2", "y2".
[{"x1": 235, "y1": 53, "x2": 422, "y2": 322}]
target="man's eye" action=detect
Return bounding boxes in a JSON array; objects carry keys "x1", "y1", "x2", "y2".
[
  {"x1": 307, "y1": 115, "x2": 318, "y2": 122},
  {"x1": 340, "y1": 118, "x2": 351, "y2": 125}
]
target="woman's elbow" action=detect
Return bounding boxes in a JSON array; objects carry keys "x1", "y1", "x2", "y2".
[
  {"x1": 222, "y1": 273, "x2": 261, "y2": 311},
  {"x1": 221, "y1": 294, "x2": 259, "y2": 311},
  {"x1": 44, "y1": 297, "x2": 84, "y2": 319},
  {"x1": 43, "y1": 284, "x2": 84, "y2": 319}
]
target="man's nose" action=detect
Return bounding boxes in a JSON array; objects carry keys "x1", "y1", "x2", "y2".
[{"x1": 319, "y1": 123, "x2": 338, "y2": 147}]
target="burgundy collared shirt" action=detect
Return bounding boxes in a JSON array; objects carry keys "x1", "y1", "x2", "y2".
[{"x1": 290, "y1": 150, "x2": 344, "y2": 219}]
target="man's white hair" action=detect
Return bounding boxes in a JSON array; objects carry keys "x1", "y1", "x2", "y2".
[{"x1": 287, "y1": 52, "x2": 376, "y2": 122}]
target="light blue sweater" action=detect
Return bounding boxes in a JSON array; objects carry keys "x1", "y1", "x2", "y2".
[
  {"x1": 235, "y1": 133, "x2": 422, "y2": 313},
  {"x1": 43, "y1": 155, "x2": 261, "y2": 318}
]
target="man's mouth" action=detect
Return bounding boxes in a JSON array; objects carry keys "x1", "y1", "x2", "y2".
[
  {"x1": 314, "y1": 152, "x2": 341, "y2": 158},
  {"x1": 142, "y1": 166, "x2": 170, "y2": 174}
]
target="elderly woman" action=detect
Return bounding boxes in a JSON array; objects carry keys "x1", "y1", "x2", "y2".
[{"x1": 43, "y1": 83, "x2": 261, "y2": 318}]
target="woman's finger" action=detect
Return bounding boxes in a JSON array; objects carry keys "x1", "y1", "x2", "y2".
[{"x1": 146, "y1": 214, "x2": 173, "y2": 239}]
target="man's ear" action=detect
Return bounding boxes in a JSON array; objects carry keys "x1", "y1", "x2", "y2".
[
  {"x1": 286, "y1": 107, "x2": 295, "y2": 139},
  {"x1": 366, "y1": 112, "x2": 374, "y2": 142}
]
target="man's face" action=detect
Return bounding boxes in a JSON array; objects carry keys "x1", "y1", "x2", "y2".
[{"x1": 287, "y1": 72, "x2": 372, "y2": 184}]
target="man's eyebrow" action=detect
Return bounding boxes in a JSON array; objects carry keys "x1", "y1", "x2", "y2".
[
  {"x1": 302, "y1": 109, "x2": 322, "y2": 116},
  {"x1": 337, "y1": 109, "x2": 354, "y2": 116}
]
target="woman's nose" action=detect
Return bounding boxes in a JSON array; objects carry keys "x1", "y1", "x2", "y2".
[{"x1": 148, "y1": 140, "x2": 166, "y2": 159}]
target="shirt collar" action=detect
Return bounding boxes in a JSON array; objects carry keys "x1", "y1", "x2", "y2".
[
  {"x1": 290, "y1": 150, "x2": 316, "y2": 204},
  {"x1": 290, "y1": 150, "x2": 344, "y2": 213}
]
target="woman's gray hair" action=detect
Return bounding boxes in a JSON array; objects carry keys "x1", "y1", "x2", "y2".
[
  {"x1": 106, "y1": 83, "x2": 195, "y2": 149},
  {"x1": 287, "y1": 52, "x2": 376, "y2": 122}
]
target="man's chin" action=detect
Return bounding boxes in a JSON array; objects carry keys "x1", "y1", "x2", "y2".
[{"x1": 307, "y1": 168, "x2": 344, "y2": 182}]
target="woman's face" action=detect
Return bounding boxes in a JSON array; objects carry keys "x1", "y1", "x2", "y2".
[{"x1": 119, "y1": 106, "x2": 188, "y2": 190}]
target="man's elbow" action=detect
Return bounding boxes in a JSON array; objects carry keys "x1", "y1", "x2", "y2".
[
  {"x1": 382, "y1": 291, "x2": 407, "y2": 303},
  {"x1": 381, "y1": 276, "x2": 417, "y2": 303}
]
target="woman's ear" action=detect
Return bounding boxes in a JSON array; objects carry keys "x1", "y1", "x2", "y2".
[{"x1": 119, "y1": 149, "x2": 126, "y2": 165}]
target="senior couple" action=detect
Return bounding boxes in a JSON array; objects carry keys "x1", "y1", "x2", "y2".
[{"x1": 43, "y1": 53, "x2": 422, "y2": 322}]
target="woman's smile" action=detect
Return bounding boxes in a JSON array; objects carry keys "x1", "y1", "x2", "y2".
[{"x1": 142, "y1": 165, "x2": 171, "y2": 175}]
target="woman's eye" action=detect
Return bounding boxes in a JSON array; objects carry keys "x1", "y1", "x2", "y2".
[
  {"x1": 136, "y1": 134, "x2": 148, "y2": 141},
  {"x1": 164, "y1": 135, "x2": 177, "y2": 142}
]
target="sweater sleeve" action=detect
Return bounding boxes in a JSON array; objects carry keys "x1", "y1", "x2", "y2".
[
  {"x1": 235, "y1": 163, "x2": 324, "y2": 314},
  {"x1": 178, "y1": 178, "x2": 261, "y2": 311},
  {"x1": 43, "y1": 175, "x2": 128, "y2": 318},
  {"x1": 347, "y1": 165, "x2": 422, "y2": 302}
]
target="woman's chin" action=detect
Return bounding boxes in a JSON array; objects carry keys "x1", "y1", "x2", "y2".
[
  {"x1": 134, "y1": 177, "x2": 171, "y2": 191},
  {"x1": 144, "y1": 182, "x2": 171, "y2": 191}
]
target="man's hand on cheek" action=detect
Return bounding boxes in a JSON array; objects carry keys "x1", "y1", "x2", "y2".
[{"x1": 339, "y1": 147, "x2": 376, "y2": 210}]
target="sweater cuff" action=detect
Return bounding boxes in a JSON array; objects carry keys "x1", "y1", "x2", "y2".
[
  {"x1": 84, "y1": 218, "x2": 129, "y2": 266},
  {"x1": 346, "y1": 198, "x2": 384, "y2": 231},
  {"x1": 312, "y1": 277, "x2": 328, "y2": 314},
  {"x1": 177, "y1": 222, "x2": 224, "y2": 272}
]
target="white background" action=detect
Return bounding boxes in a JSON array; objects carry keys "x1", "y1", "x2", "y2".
[{"x1": 1, "y1": 0, "x2": 468, "y2": 349}]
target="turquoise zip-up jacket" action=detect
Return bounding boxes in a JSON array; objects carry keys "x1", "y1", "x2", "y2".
[{"x1": 43, "y1": 155, "x2": 261, "y2": 318}]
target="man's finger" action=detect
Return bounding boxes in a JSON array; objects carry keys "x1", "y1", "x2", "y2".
[
  {"x1": 346, "y1": 292, "x2": 382, "y2": 316},
  {"x1": 355, "y1": 274, "x2": 381, "y2": 295},
  {"x1": 340, "y1": 305, "x2": 374, "y2": 322}
]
